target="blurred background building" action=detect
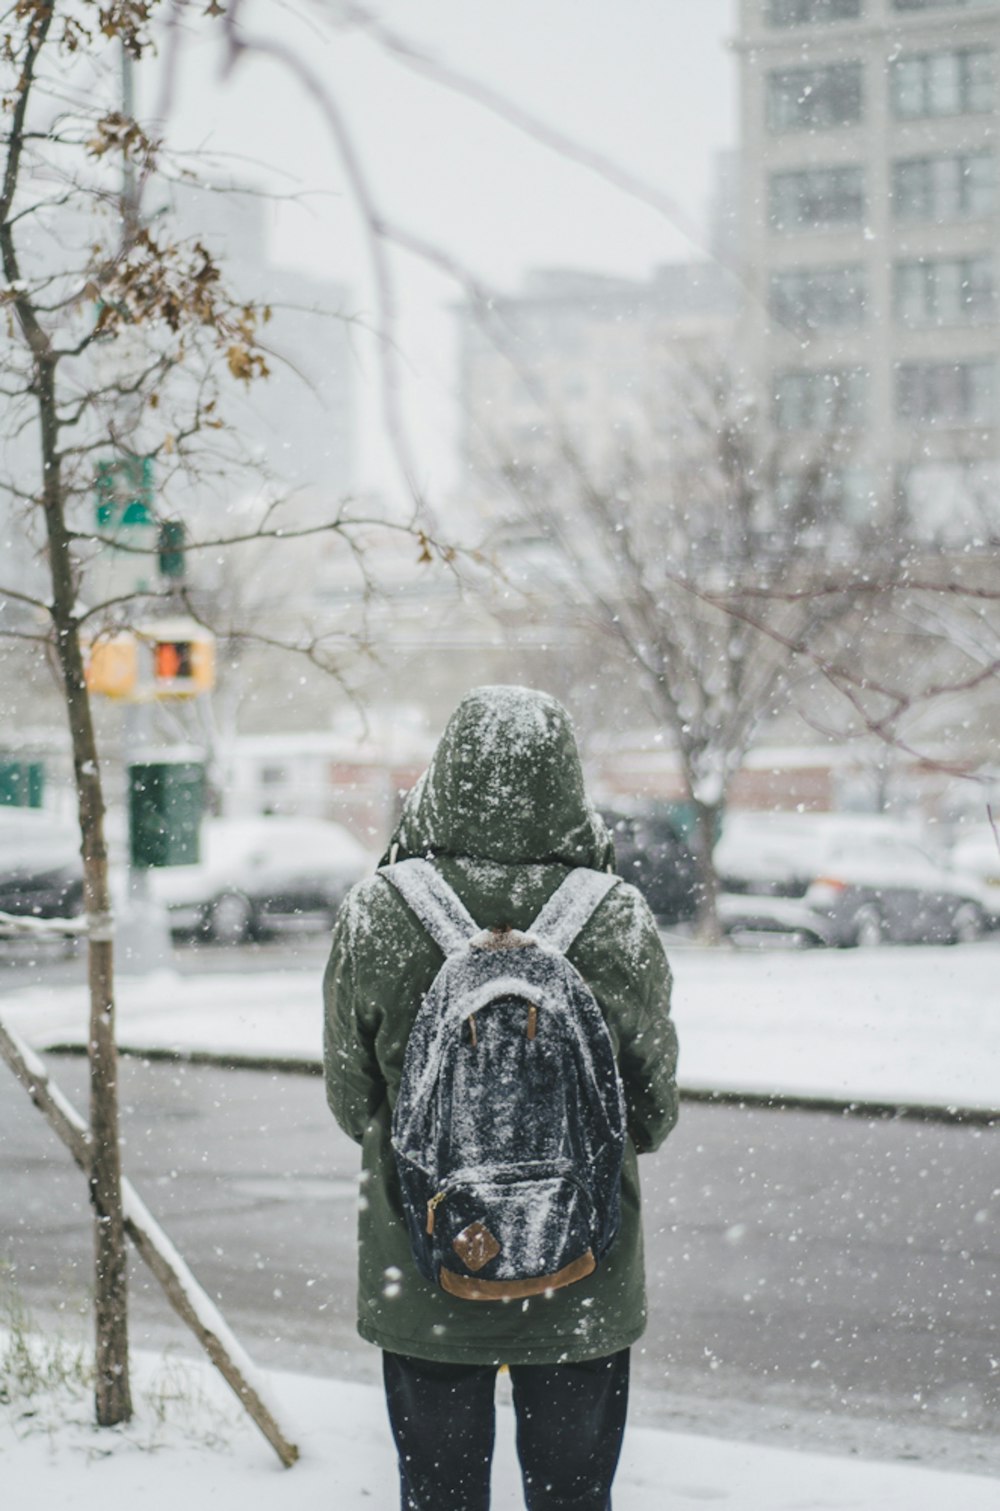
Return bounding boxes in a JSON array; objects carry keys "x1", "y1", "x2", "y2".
[
  {"x1": 170, "y1": 183, "x2": 356, "y2": 502},
  {"x1": 455, "y1": 260, "x2": 741, "y2": 528},
  {"x1": 737, "y1": 0, "x2": 999, "y2": 540}
]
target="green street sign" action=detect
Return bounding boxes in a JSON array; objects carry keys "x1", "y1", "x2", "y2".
[{"x1": 95, "y1": 456, "x2": 154, "y2": 529}]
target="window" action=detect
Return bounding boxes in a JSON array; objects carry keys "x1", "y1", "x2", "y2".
[
  {"x1": 892, "y1": 151, "x2": 995, "y2": 221},
  {"x1": 899, "y1": 461, "x2": 1000, "y2": 544},
  {"x1": 768, "y1": 0, "x2": 861, "y2": 23},
  {"x1": 895, "y1": 254, "x2": 995, "y2": 324},
  {"x1": 896, "y1": 360, "x2": 995, "y2": 425},
  {"x1": 770, "y1": 265, "x2": 866, "y2": 329},
  {"x1": 767, "y1": 63, "x2": 863, "y2": 131},
  {"x1": 770, "y1": 166, "x2": 865, "y2": 230},
  {"x1": 776, "y1": 465, "x2": 873, "y2": 519},
  {"x1": 891, "y1": 50, "x2": 994, "y2": 118},
  {"x1": 773, "y1": 367, "x2": 868, "y2": 429},
  {"x1": 893, "y1": 2, "x2": 998, "y2": 12}
]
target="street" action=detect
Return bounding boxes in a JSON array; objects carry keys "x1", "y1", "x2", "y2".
[{"x1": 1, "y1": 1051, "x2": 997, "y2": 1475}]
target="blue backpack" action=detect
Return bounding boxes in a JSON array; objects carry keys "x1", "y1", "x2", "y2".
[{"x1": 380, "y1": 858, "x2": 626, "y2": 1301}]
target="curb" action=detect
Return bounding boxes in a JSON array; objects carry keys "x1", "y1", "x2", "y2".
[
  {"x1": 677, "y1": 1084, "x2": 999, "y2": 1128},
  {"x1": 43, "y1": 1042, "x2": 1000, "y2": 1128}
]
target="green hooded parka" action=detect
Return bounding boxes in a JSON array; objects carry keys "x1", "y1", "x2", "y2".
[{"x1": 323, "y1": 686, "x2": 678, "y2": 1364}]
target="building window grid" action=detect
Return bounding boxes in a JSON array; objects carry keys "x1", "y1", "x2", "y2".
[
  {"x1": 895, "y1": 359, "x2": 996, "y2": 424},
  {"x1": 893, "y1": 1, "x2": 999, "y2": 13},
  {"x1": 894, "y1": 254, "x2": 995, "y2": 325},
  {"x1": 773, "y1": 367, "x2": 869, "y2": 430},
  {"x1": 891, "y1": 49, "x2": 994, "y2": 119},
  {"x1": 770, "y1": 166, "x2": 865, "y2": 230},
  {"x1": 770, "y1": 265, "x2": 867, "y2": 329},
  {"x1": 891, "y1": 150, "x2": 995, "y2": 221},
  {"x1": 767, "y1": 62, "x2": 864, "y2": 132},
  {"x1": 767, "y1": 0, "x2": 861, "y2": 24}
]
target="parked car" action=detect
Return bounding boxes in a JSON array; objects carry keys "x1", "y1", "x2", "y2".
[
  {"x1": 600, "y1": 805, "x2": 699, "y2": 924},
  {"x1": 0, "y1": 808, "x2": 83, "y2": 927},
  {"x1": 152, "y1": 816, "x2": 370, "y2": 943},
  {"x1": 951, "y1": 832, "x2": 1000, "y2": 926},
  {"x1": 715, "y1": 814, "x2": 989, "y2": 947}
]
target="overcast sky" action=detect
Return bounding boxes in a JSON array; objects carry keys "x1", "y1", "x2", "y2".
[{"x1": 159, "y1": 0, "x2": 738, "y2": 504}]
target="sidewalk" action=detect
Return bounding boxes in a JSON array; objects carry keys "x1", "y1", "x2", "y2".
[
  {"x1": 5, "y1": 941, "x2": 1000, "y2": 1114},
  {"x1": 5, "y1": 1348, "x2": 999, "y2": 1510}
]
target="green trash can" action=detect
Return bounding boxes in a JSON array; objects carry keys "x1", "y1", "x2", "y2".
[
  {"x1": 129, "y1": 760, "x2": 204, "y2": 868},
  {"x1": 0, "y1": 759, "x2": 45, "y2": 808}
]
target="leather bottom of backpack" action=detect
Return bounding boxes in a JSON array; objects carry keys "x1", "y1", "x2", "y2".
[{"x1": 439, "y1": 1248, "x2": 595, "y2": 1302}]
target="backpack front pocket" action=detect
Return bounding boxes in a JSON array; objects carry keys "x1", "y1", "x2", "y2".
[{"x1": 429, "y1": 1162, "x2": 597, "y2": 1299}]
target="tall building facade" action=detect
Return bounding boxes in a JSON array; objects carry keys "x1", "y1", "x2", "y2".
[{"x1": 737, "y1": 0, "x2": 999, "y2": 539}]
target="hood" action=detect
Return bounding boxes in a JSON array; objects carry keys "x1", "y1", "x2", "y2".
[{"x1": 384, "y1": 685, "x2": 613, "y2": 869}]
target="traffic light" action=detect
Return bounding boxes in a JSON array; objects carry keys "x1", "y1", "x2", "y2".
[
  {"x1": 84, "y1": 619, "x2": 215, "y2": 700},
  {"x1": 154, "y1": 638, "x2": 193, "y2": 681},
  {"x1": 150, "y1": 628, "x2": 214, "y2": 696},
  {"x1": 158, "y1": 520, "x2": 186, "y2": 579},
  {"x1": 85, "y1": 633, "x2": 140, "y2": 698}
]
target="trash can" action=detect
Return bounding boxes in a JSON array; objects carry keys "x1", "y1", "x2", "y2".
[{"x1": 129, "y1": 760, "x2": 204, "y2": 868}]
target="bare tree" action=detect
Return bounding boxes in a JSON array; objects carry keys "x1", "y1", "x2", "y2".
[
  {"x1": 496, "y1": 356, "x2": 894, "y2": 940},
  {"x1": 0, "y1": 0, "x2": 456, "y2": 1427},
  {"x1": 0, "y1": 0, "x2": 284, "y2": 1425}
]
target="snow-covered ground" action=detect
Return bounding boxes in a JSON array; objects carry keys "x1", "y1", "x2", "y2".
[
  {"x1": 4, "y1": 941, "x2": 1000, "y2": 1113},
  {"x1": 4, "y1": 945, "x2": 999, "y2": 1500},
  {"x1": 5, "y1": 1344, "x2": 999, "y2": 1510}
]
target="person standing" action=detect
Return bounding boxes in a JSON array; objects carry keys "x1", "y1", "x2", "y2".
[{"x1": 323, "y1": 685, "x2": 679, "y2": 1510}]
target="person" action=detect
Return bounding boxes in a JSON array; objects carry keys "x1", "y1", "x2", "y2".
[{"x1": 323, "y1": 684, "x2": 678, "y2": 1511}]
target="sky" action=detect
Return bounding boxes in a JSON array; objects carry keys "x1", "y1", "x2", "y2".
[{"x1": 154, "y1": 0, "x2": 738, "y2": 505}]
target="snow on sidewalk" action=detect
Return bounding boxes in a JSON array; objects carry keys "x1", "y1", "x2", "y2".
[
  {"x1": 4, "y1": 941, "x2": 1000, "y2": 1113},
  {"x1": 4, "y1": 1347, "x2": 999, "y2": 1511}
]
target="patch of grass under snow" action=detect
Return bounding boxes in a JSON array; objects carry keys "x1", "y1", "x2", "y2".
[{"x1": 0, "y1": 1269, "x2": 239, "y2": 1458}]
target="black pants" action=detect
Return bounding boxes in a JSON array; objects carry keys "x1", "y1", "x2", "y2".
[{"x1": 382, "y1": 1347, "x2": 630, "y2": 1511}]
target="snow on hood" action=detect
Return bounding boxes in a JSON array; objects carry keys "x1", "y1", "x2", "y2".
[{"x1": 384, "y1": 685, "x2": 613, "y2": 869}]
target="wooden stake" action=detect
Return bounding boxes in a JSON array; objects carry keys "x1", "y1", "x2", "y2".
[{"x1": 0, "y1": 1016, "x2": 300, "y2": 1468}]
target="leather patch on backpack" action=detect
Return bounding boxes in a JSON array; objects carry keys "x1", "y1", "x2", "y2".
[{"x1": 452, "y1": 1222, "x2": 501, "y2": 1272}]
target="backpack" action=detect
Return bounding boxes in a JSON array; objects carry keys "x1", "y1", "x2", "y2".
[{"x1": 379, "y1": 857, "x2": 626, "y2": 1302}]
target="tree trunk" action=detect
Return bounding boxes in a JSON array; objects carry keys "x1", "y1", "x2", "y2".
[
  {"x1": 691, "y1": 798, "x2": 723, "y2": 946},
  {"x1": 1, "y1": 5, "x2": 130, "y2": 1427},
  {"x1": 38, "y1": 364, "x2": 133, "y2": 1427}
]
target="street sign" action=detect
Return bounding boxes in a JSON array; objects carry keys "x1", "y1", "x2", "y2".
[{"x1": 95, "y1": 456, "x2": 154, "y2": 531}]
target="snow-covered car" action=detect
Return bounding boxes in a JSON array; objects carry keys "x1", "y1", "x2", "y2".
[
  {"x1": 950, "y1": 832, "x2": 1000, "y2": 925},
  {"x1": 0, "y1": 808, "x2": 83, "y2": 930},
  {"x1": 151, "y1": 816, "x2": 370, "y2": 943},
  {"x1": 716, "y1": 814, "x2": 989, "y2": 947},
  {"x1": 600, "y1": 805, "x2": 699, "y2": 924}
]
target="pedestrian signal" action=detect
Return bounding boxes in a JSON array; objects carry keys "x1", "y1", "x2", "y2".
[
  {"x1": 151, "y1": 630, "x2": 214, "y2": 696},
  {"x1": 154, "y1": 639, "x2": 193, "y2": 681}
]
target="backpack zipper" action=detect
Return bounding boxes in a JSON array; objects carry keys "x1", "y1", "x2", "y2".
[{"x1": 426, "y1": 1190, "x2": 446, "y2": 1235}]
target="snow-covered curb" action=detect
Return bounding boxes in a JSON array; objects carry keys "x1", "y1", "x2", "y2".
[
  {"x1": 4, "y1": 942, "x2": 1000, "y2": 1115},
  {"x1": 4, "y1": 1345, "x2": 999, "y2": 1510}
]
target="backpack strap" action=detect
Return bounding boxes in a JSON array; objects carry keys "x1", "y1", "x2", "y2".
[
  {"x1": 378, "y1": 858, "x2": 478, "y2": 957},
  {"x1": 529, "y1": 868, "x2": 621, "y2": 954}
]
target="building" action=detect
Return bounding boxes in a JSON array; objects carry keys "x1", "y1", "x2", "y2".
[
  {"x1": 456, "y1": 262, "x2": 741, "y2": 524},
  {"x1": 170, "y1": 184, "x2": 355, "y2": 500},
  {"x1": 737, "y1": 0, "x2": 999, "y2": 539}
]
